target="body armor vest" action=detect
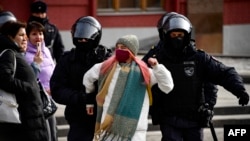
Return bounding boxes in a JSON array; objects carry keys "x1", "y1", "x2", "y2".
[{"x1": 158, "y1": 58, "x2": 204, "y2": 120}]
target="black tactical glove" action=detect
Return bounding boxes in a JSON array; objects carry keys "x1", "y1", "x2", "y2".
[
  {"x1": 238, "y1": 92, "x2": 249, "y2": 106},
  {"x1": 198, "y1": 103, "x2": 214, "y2": 127},
  {"x1": 94, "y1": 44, "x2": 112, "y2": 61}
]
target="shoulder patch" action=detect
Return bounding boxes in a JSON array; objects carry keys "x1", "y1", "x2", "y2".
[
  {"x1": 197, "y1": 49, "x2": 205, "y2": 53},
  {"x1": 211, "y1": 56, "x2": 220, "y2": 62}
]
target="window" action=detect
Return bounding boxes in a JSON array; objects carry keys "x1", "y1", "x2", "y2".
[{"x1": 98, "y1": 0, "x2": 163, "y2": 13}]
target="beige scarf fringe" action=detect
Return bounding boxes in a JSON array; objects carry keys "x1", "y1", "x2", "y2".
[{"x1": 94, "y1": 63, "x2": 117, "y2": 141}]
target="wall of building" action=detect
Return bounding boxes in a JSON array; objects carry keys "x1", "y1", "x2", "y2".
[
  {"x1": 223, "y1": 0, "x2": 250, "y2": 56},
  {"x1": 187, "y1": 0, "x2": 223, "y2": 54},
  {"x1": 1, "y1": 0, "x2": 250, "y2": 56},
  {"x1": 45, "y1": 0, "x2": 94, "y2": 30},
  {"x1": 223, "y1": 24, "x2": 250, "y2": 57},
  {"x1": 0, "y1": 0, "x2": 30, "y2": 22}
]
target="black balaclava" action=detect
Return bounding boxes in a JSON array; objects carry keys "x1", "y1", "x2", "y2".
[
  {"x1": 166, "y1": 34, "x2": 185, "y2": 54},
  {"x1": 74, "y1": 39, "x2": 97, "y2": 53},
  {"x1": 160, "y1": 30, "x2": 189, "y2": 62},
  {"x1": 74, "y1": 39, "x2": 98, "y2": 64}
]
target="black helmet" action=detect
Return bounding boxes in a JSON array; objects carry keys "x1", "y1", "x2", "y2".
[
  {"x1": 159, "y1": 13, "x2": 193, "y2": 57},
  {"x1": 0, "y1": 11, "x2": 17, "y2": 27},
  {"x1": 161, "y1": 13, "x2": 192, "y2": 48},
  {"x1": 71, "y1": 16, "x2": 102, "y2": 49},
  {"x1": 157, "y1": 12, "x2": 178, "y2": 31},
  {"x1": 162, "y1": 13, "x2": 192, "y2": 40},
  {"x1": 157, "y1": 12, "x2": 178, "y2": 40}
]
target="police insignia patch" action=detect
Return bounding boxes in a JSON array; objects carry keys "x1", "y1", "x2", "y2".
[{"x1": 184, "y1": 67, "x2": 194, "y2": 77}]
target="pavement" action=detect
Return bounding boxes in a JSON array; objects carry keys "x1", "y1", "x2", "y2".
[{"x1": 55, "y1": 83, "x2": 250, "y2": 141}]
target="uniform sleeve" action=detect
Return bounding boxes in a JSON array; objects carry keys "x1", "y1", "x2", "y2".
[
  {"x1": 83, "y1": 63, "x2": 102, "y2": 93},
  {"x1": 150, "y1": 64, "x2": 174, "y2": 94},
  {"x1": 52, "y1": 27, "x2": 65, "y2": 62},
  {"x1": 142, "y1": 46, "x2": 157, "y2": 67},
  {"x1": 50, "y1": 54, "x2": 85, "y2": 106},
  {"x1": 203, "y1": 52, "x2": 247, "y2": 98}
]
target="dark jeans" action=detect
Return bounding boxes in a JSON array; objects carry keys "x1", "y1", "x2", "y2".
[
  {"x1": 48, "y1": 115, "x2": 58, "y2": 141},
  {"x1": 160, "y1": 116, "x2": 203, "y2": 141},
  {"x1": 67, "y1": 121, "x2": 95, "y2": 141},
  {"x1": 0, "y1": 123, "x2": 23, "y2": 141}
]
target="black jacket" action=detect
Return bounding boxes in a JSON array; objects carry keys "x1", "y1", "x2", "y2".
[
  {"x1": 143, "y1": 40, "x2": 247, "y2": 122},
  {"x1": 0, "y1": 34, "x2": 48, "y2": 141},
  {"x1": 28, "y1": 16, "x2": 65, "y2": 62},
  {"x1": 50, "y1": 46, "x2": 111, "y2": 123}
]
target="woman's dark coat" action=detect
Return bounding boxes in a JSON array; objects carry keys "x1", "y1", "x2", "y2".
[{"x1": 0, "y1": 34, "x2": 48, "y2": 141}]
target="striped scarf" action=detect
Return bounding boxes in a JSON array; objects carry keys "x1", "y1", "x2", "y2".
[{"x1": 94, "y1": 61, "x2": 148, "y2": 141}]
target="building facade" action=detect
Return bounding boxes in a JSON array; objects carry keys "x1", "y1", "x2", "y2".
[{"x1": 1, "y1": 0, "x2": 249, "y2": 56}]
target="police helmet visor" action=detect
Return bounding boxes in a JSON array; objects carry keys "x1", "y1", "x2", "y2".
[
  {"x1": 163, "y1": 17, "x2": 192, "y2": 34},
  {"x1": 0, "y1": 13, "x2": 17, "y2": 26},
  {"x1": 158, "y1": 12, "x2": 178, "y2": 29},
  {"x1": 74, "y1": 22, "x2": 100, "y2": 40}
]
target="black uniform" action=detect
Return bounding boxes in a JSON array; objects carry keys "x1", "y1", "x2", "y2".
[
  {"x1": 144, "y1": 11, "x2": 249, "y2": 141},
  {"x1": 50, "y1": 15, "x2": 109, "y2": 141},
  {"x1": 143, "y1": 40, "x2": 248, "y2": 140},
  {"x1": 143, "y1": 40, "x2": 218, "y2": 124}
]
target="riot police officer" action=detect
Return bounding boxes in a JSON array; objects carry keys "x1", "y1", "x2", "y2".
[
  {"x1": 143, "y1": 12, "x2": 249, "y2": 141},
  {"x1": 50, "y1": 16, "x2": 111, "y2": 141}
]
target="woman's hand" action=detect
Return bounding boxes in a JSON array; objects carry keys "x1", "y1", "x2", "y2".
[
  {"x1": 148, "y1": 57, "x2": 158, "y2": 67},
  {"x1": 33, "y1": 50, "x2": 43, "y2": 64},
  {"x1": 86, "y1": 105, "x2": 94, "y2": 115}
]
